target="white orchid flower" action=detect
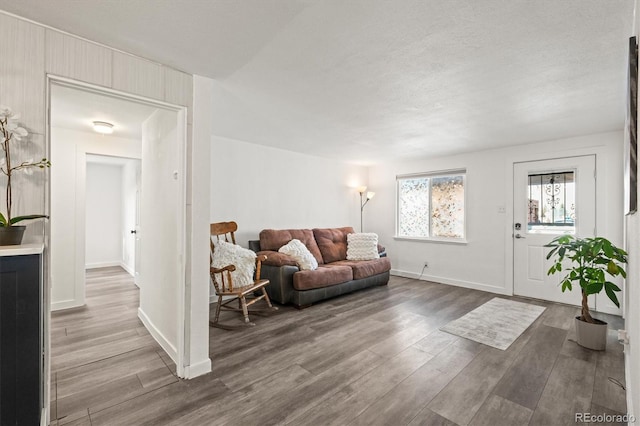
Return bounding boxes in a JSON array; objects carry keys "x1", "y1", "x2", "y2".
[
  {"x1": 11, "y1": 127, "x2": 28, "y2": 141},
  {"x1": 0, "y1": 105, "x2": 12, "y2": 118}
]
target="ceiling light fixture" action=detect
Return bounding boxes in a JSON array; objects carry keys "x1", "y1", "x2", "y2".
[{"x1": 92, "y1": 121, "x2": 114, "y2": 134}]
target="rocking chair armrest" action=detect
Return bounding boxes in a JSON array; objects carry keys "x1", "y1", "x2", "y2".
[{"x1": 211, "y1": 264, "x2": 236, "y2": 275}]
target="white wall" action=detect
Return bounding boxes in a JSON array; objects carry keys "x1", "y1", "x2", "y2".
[
  {"x1": 85, "y1": 162, "x2": 123, "y2": 268},
  {"x1": 210, "y1": 135, "x2": 368, "y2": 247},
  {"x1": 185, "y1": 75, "x2": 213, "y2": 378},
  {"x1": 50, "y1": 127, "x2": 141, "y2": 310},
  {"x1": 138, "y1": 108, "x2": 182, "y2": 366},
  {"x1": 368, "y1": 131, "x2": 624, "y2": 304}
]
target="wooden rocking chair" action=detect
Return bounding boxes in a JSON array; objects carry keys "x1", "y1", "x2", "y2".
[{"x1": 210, "y1": 221, "x2": 276, "y2": 329}]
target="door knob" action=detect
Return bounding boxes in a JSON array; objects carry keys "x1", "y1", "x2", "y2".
[
  {"x1": 131, "y1": 230, "x2": 137, "y2": 234},
  {"x1": 514, "y1": 234, "x2": 525, "y2": 239}
]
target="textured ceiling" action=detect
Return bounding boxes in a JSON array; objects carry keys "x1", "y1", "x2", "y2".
[{"x1": 0, "y1": 1, "x2": 635, "y2": 164}]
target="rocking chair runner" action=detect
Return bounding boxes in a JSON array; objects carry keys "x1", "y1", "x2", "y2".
[{"x1": 210, "y1": 221, "x2": 276, "y2": 328}]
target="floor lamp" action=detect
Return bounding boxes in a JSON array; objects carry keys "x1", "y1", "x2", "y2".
[{"x1": 358, "y1": 186, "x2": 375, "y2": 232}]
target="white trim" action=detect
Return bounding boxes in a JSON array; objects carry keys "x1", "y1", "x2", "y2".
[
  {"x1": 391, "y1": 269, "x2": 511, "y2": 295},
  {"x1": 183, "y1": 358, "x2": 212, "y2": 379},
  {"x1": 138, "y1": 307, "x2": 178, "y2": 362},
  {"x1": 41, "y1": 408, "x2": 48, "y2": 426},
  {"x1": 396, "y1": 168, "x2": 467, "y2": 179},
  {"x1": 120, "y1": 261, "x2": 135, "y2": 276},
  {"x1": 393, "y1": 236, "x2": 468, "y2": 245},
  {"x1": 176, "y1": 108, "x2": 188, "y2": 379},
  {"x1": 625, "y1": 343, "x2": 634, "y2": 421},
  {"x1": 85, "y1": 261, "x2": 121, "y2": 269},
  {"x1": 51, "y1": 298, "x2": 84, "y2": 312}
]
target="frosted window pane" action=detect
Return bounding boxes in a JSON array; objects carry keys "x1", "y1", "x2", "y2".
[
  {"x1": 398, "y1": 177, "x2": 430, "y2": 237},
  {"x1": 431, "y1": 176, "x2": 465, "y2": 238}
]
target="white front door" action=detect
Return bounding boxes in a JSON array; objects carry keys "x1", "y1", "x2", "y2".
[{"x1": 513, "y1": 156, "x2": 596, "y2": 306}]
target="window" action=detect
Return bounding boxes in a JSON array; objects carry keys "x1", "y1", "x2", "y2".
[
  {"x1": 396, "y1": 170, "x2": 466, "y2": 240},
  {"x1": 527, "y1": 171, "x2": 575, "y2": 234}
]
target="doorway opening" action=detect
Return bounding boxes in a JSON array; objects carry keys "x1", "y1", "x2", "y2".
[
  {"x1": 47, "y1": 77, "x2": 188, "y2": 404},
  {"x1": 85, "y1": 154, "x2": 141, "y2": 284}
]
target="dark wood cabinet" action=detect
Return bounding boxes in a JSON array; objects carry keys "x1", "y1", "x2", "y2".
[{"x1": 0, "y1": 251, "x2": 42, "y2": 426}]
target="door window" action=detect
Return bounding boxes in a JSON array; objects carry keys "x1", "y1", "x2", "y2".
[{"x1": 527, "y1": 171, "x2": 575, "y2": 234}]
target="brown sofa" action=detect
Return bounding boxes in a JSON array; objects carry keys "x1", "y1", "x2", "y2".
[{"x1": 248, "y1": 227, "x2": 391, "y2": 308}]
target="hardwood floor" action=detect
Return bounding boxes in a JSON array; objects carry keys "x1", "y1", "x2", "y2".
[{"x1": 50, "y1": 268, "x2": 627, "y2": 425}]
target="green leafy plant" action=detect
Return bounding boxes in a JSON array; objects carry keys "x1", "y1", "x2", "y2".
[
  {"x1": 545, "y1": 235, "x2": 627, "y2": 323},
  {"x1": 0, "y1": 106, "x2": 50, "y2": 227}
]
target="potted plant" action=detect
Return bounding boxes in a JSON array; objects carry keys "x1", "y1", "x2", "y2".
[
  {"x1": 545, "y1": 235, "x2": 627, "y2": 350},
  {"x1": 0, "y1": 106, "x2": 50, "y2": 245}
]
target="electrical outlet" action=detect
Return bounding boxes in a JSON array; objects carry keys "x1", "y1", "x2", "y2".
[{"x1": 423, "y1": 261, "x2": 429, "y2": 268}]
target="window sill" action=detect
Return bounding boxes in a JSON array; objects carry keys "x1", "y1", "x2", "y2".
[{"x1": 393, "y1": 236, "x2": 468, "y2": 245}]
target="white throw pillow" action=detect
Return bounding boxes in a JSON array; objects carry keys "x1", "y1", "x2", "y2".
[
  {"x1": 211, "y1": 239, "x2": 256, "y2": 290},
  {"x1": 278, "y1": 239, "x2": 318, "y2": 270},
  {"x1": 347, "y1": 233, "x2": 380, "y2": 261}
]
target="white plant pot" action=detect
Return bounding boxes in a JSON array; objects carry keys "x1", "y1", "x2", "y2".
[{"x1": 574, "y1": 316, "x2": 607, "y2": 351}]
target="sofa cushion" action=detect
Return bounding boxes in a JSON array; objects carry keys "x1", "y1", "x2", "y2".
[
  {"x1": 347, "y1": 233, "x2": 380, "y2": 261},
  {"x1": 258, "y1": 251, "x2": 298, "y2": 267},
  {"x1": 260, "y1": 229, "x2": 324, "y2": 264},
  {"x1": 312, "y1": 227, "x2": 354, "y2": 263},
  {"x1": 332, "y1": 257, "x2": 391, "y2": 280},
  {"x1": 279, "y1": 239, "x2": 318, "y2": 270},
  {"x1": 293, "y1": 264, "x2": 353, "y2": 290}
]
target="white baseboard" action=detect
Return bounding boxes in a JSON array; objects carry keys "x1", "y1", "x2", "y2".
[
  {"x1": 390, "y1": 269, "x2": 511, "y2": 296},
  {"x1": 625, "y1": 343, "x2": 634, "y2": 419},
  {"x1": 137, "y1": 307, "x2": 178, "y2": 363},
  {"x1": 85, "y1": 261, "x2": 121, "y2": 269},
  {"x1": 120, "y1": 261, "x2": 135, "y2": 277},
  {"x1": 183, "y1": 357, "x2": 212, "y2": 379},
  {"x1": 51, "y1": 298, "x2": 84, "y2": 311}
]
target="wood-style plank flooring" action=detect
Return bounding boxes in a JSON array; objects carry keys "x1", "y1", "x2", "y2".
[{"x1": 50, "y1": 267, "x2": 627, "y2": 425}]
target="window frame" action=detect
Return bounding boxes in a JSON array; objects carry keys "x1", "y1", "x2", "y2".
[{"x1": 395, "y1": 169, "x2": 467, "y2": 244}]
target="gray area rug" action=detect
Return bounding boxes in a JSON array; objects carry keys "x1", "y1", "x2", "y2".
[{"x1": 441, "y1": 297, "x2": 546, "y2": 350}]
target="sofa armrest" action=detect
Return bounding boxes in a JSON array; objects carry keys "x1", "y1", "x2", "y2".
[
  {"x1": 261, "y1": 264, "x2": 299, "y2": 304},
  {"x1": 248, "y1": 240, "x2": 261, "y2": 253},
  {"x1": 258, "y1": 250, "x2": 298, "y2": 267}
]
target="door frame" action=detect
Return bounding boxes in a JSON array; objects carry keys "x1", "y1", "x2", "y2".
[
  {"x1": 45, "y1": 75, "x2": 188, "y2": 377},
  {"x1": 504, "y1": 146, "x2": 612, "y2": 305},
  {"x1": 512, "y1": 155, "x2": 595, "y2": 306}
]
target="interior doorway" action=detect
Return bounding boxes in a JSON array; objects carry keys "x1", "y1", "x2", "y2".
[
  {"x1": 48, "y1": 78, "x2": 187, "y2": 376},
  {"x1": 85, "y1": 154, "x2": 141, "y2": 283}
]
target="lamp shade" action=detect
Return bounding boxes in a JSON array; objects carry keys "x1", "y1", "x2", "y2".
[
  {"x1": 357, "y1": 185, "x2": 367, "y2": 194},
  {"x1": 366, "y1": 191, "x2": 375, "y2": 200}
]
